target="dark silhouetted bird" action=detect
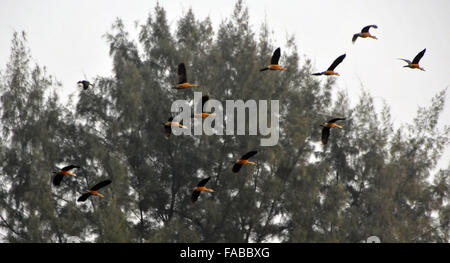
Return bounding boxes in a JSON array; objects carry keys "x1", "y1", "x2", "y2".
[
  {"x1": 232, "y1": 151, "x2": 257, "y2": 173},
  {"x1": 352, "y1": 25, "x2": 378, "y2": 44},
  {"x1": 173, "y1": 63, "x2": 199, "y2": 89},
  {"x1": 312, "y1": 54, "x2": 346, "y2": 76},
  {"x1": 398, "y1": 49, "x2": 426, "y2": 71},
  {"x1": 260, "y1": 48, "x2": 287, "y2": 71},
  {"x1": 77, "y1": 180, "x2": 112, "y2": 202},
  {"x1": 191, "y1": 177, "x2": 214, "y2": 203},
  {"x1": 321, "y1": 118, "x2": 346, "y2": 145},
  {"x1": 52, "y1": 165, "x2": 80, "y2": 186}
]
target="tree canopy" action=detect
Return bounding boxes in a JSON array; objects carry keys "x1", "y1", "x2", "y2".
[{"x1": 0, "y1": 1, "x2": 449, "y2": 242}]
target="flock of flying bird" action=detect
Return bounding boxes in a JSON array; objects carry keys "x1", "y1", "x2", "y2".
[{"x1": 54, "y1": 24, "x2": 426, "y2": 204}]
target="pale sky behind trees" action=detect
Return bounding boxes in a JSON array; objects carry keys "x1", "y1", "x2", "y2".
[{"x1": 0, "y1": 0, "x2": 449, "y2": 169}]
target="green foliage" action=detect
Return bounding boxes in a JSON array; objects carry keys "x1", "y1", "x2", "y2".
[{"x1": 0, "y1": 1, "x2": 449, "y2": 242}]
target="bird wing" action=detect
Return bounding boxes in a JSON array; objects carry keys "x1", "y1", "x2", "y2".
[
  {"x1": 191, "y1": 190, "x2": 201, "y2": 203},
  {"x1": 178, "y1": 63, "x2": 187, "y2": 84},
  {"x1": 352, "y1": 34, "x2": 359, "y2": 44},
  {"x1": 327, "y1": 54, "x2": 346, "y2": 71},
  {"x1": 327, "y1": 118, "x2": 346, "y2": 123},
  {"x1": 271, "y1": 48, "x2": 281, "y2": 65},
  {"x1": 198, "y1": 95, "x2": 209, "y2": 113},
  {"x1": 412, "y1": 49, "x2": 426, "y2": 64},
  {"x1": 164, "y1": 125, "x2": 172, "y2": 138},
  {"x1": 241, "y1": 150, "x2": 258, "y2": 160},
  {"x1": 52, "y1": 173, "x2": 64, "y2": 186},
  {"x1": 322, "y1": 127, "x2": 330, "y2": 145},
  {"x1": 398, "y1": 58, "x2": 411, "y2": 65},
  {"x1": 361, "y1": 25, "x2": 377, "y2": 33},
  {"x1": 61, "y1": 165, "x2": 80, "y2": 171},
  {"x1": 197, "y1": 177, "x2": 211, "y2": 187},
  {"x1": 83, "y1": 81, "x2": 90, "y2": 90},
  {"x1": 90, "y1": 180, "x2": 112, "y2": 191},
  {"x1": 77, "y1": 193, "x2": 91, "y2": 202},
  {"x1": 232, "y1": 163, "x2": 243, "y2": 173}
]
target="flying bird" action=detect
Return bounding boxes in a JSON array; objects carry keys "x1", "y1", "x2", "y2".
[
  {"x1": 352, "y1": 25, "x2": 378, "y2": 44},
  {"x1": 191, "y1": 177, "x2": 214, "y2": 203},
  {"x1": 163, "y1": 116, "x2": 188, "y2": 139},
  {"x1": 194, "y1": 95, "x2": 216, "y2": 118},
  {"x1": 77, "y1": 180, "x2": 112, "y2": 202},
  {"x1": 398, "y1": 49, "x2": 426, "y2": 71},
  {"x1": 312, "y1": 54, "x2": 346, "y2": 76},
  {"x1": 174, "y1": 63, "x2": 199, "y2": 89},
  {"x1": 260, "y1": 48, "x2": 287, "y2": 72},
  {"x1": 52, "y1": 165, "x2": 80, "y2": 186},
  {"x1": 232, "y1": 150, "x2": 257, "y2": 173},
  {"x1": 77, "y1": 80, "x2": 94, "y2": 90},
  {"x1": 320, "y1": 118, "x2": 346, "y2": 145}
]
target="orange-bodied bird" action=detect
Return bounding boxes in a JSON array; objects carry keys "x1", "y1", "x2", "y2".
[
  {"x1": 163, "y1": 116, "x2": 188, "y2": 139},
  {"x1": 312, "y1": 54, "x2": 346, "y2": 76},
  {"x1": 52, "y1": 165, "x2": 80, "y2": 186},
  {"x1": 173, "y1": 63, "x2": 199, "y2": 89},
  {"x1": 194, "y1": 95, "x2": 216, "y2": 118},
  {"x1": 232, "y1": 150, "x2": 257, "y2": 173},
  {"x1": 260, "y1": 48, "x2": 287, "y2": 71},
  {"x1": 191, "y1": 177, "x2": 214, "y2": 203},
  {"x1": 77, "y1": 80, "x2": 94, "y2": 90},
  {"x1": 77, "y1": 180, "x2": 112, "y2": 202},
  {"x1": 398, "y1": 49, "x2": 426, "y2": 71},
  {"x1": 320, "y1": 118, "x2": 346, "y2": 145},
  {"x1": 352, "y1": 25, "x2": 378, "y2": 44}
]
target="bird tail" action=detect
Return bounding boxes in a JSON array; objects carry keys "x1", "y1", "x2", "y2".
[
  {"x1": 336, "y1": 125, "x2": 343, "y2": 129},
  {"x1": 260, "y1": 67, "x2": 269, "y2": 72},
  {"x1": 248, "y1": 161, "x2": 256, "y2": 165},
  {"x1": 311, "y1": 72, "x2": 323, "y2": 76},
  {"x1": 205, "y1": 188, "x2": 214, "y2": 192}
]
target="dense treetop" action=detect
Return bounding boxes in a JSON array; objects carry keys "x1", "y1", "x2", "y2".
[{"x1": 0, "y1": 1, "x2": 449, "y2": 242}]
